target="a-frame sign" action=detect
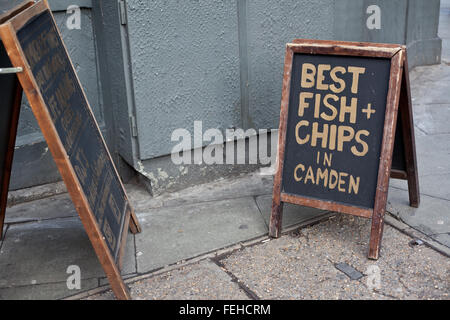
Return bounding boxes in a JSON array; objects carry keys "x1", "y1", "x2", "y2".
[
  {"x1": 270, "y1": 39, "x2": 419, "y2": 260},
  {"x1": 0, "y1": 0, "x2": 141, "y2": 299}
]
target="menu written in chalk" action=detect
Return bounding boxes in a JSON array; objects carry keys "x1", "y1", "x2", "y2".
[
  {"x1": 282, "y1": 53, "x2": 391, "y2": 209},
  {"x1": 16, "y1": 10, "x2": 129, "y2": 261}
]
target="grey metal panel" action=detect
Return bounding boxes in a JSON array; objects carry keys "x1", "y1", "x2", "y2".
[
  {"x1": 126, "y1": 0, "x2": 241, "y2": 160},
  {"x1": 91, "y1": 0, "x2": 139, "y2": 168},
  {"x1": 246, "y1": 0, "x2": 334, "y2": 130}
]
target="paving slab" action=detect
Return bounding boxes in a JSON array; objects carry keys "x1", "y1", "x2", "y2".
[
  {"x1": 0, "y1": 278, "x2": 99, "y2": 300},
  {"x1": 121, "y1": 235, "x2": 138, "y2": 276},
  {"x1": 0, "y1": 218, "x2": 104, "y2": 288},
  {"x1": 409, "y1": 61, "x2": 450, "y2": 106},
  {"x1": 5, "y1": 194, "x2": 78, "y2": 224},
  {"x1": 135, "y1": 197, "x2": 267, "y2": 273},
  {"x1": 432, "y1": 233, "x2": 450, "y2": 248},
  {"x1": 410, "y1": 65, "x2": 450, "y2": 84},
  {"x1": 0, "y1": 217, "x2": 136, "y2": 293},
  {"x1": 390, "y1": 173, "x2": 450, "y2": 201},
  {"x1": 413, "y1": 104, "x2": 450, "y2": 135},
  {"x1": 410, "y1": 80, "x2": 450, "y2": 105},
  {"x1": 414, "y1": 133, "x2": 450, "y2": 177},
  {"x1": 255, "y1": 194, "x2": 332, "y2": 229},
  {"x1": 87, "y1": 260, "x2": 250, "y2": 300},
  {"x1": 387, "y1": 187, "x2": 450, "y2": 240},
  {"x1": 220, "y1": 215, "x2": 450, "y2": 300}
]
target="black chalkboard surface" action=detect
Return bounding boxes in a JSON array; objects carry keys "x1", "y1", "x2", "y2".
[
  {"x1": 281, "y1": 53, "x2": 391, "y2": 210},
  {"x1": 0, "y1": 0, "x2": 140, "y2": 299}
]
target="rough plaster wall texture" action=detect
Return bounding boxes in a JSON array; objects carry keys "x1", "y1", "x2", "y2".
[
  {"x1": 126, "y1": 0, "x2": 241, "y2": 160},
  {"x1": 246, "y1": 0, "x2": 334, "y2": 130}
]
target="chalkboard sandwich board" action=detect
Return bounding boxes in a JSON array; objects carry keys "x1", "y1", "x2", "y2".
[
  {"x1": 0, "y1": 0, "x2": 142, "y2": 299},
  {"x1": 270, "y1": 39, "x2": 419, "y2": 260}
]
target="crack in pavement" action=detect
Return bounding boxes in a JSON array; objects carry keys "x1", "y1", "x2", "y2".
[{"x1": 210, "y1": 257, "x2": 261, "y2": 300}]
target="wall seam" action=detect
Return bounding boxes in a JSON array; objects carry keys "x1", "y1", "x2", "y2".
[
  {"x1": 237, "y1": 0, "x2": 250, "y2": 130},
  {"x1": 404, "y1": 0, "x2": 410, "y2": 45}
]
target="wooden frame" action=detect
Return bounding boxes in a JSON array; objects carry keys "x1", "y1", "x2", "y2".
[
  {"x1": 270, "y1": 39, "x2": 419, "y2": 260},
  {"x1": 0, "y1": 0, "x2": 141, "y2": 299}
]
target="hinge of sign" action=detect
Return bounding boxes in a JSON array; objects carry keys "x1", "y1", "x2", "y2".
[
  {"x1": 119, "y1": 0, "x2": 127, "y2": 25},
  {"x1": 130, "y1": 115, "x2": 138, "y2": 137}
]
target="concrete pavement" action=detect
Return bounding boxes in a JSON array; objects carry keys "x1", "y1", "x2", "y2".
[{"x1": 84, "y1": 214, "x2": 449, "y2": 300}]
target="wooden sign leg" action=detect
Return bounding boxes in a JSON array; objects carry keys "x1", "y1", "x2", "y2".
[
  {"x1": 270, "y1": 198, "x2": 284, "y2": 238},
  {"x1": 269, "y1": 143, "x2": 285, "y2": 239},
  {"x1": 0, "y1": 82, "x2": 22, "y2": 240},
  {"x1": 368, "y1": 204, "x2": 386, "y2": 260},
  {"x1": 129, "y1": 210, "x2": 141, "y2": 234},
  {"x1": 368, "y1": 49, "x2": 405, "y2": 260},
  {"x1": 399, "y1": 56, "x2": 420, "y2": 208}
]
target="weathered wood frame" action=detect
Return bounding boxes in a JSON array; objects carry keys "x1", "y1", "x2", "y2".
[
  {"x1": 0, "y1": 0, "x2": 141, "y2": 299},
  {"x1": 270, "y1": 39, "x2": 419, "y2": 260}
]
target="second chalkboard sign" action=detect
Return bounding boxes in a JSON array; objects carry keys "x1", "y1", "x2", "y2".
[
  {"x1": 270, "y1": 39, "x2": 419, "y2": 260},
  {"x1": 0, "y1": 0, "x2": 141, "y2": 299}
]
